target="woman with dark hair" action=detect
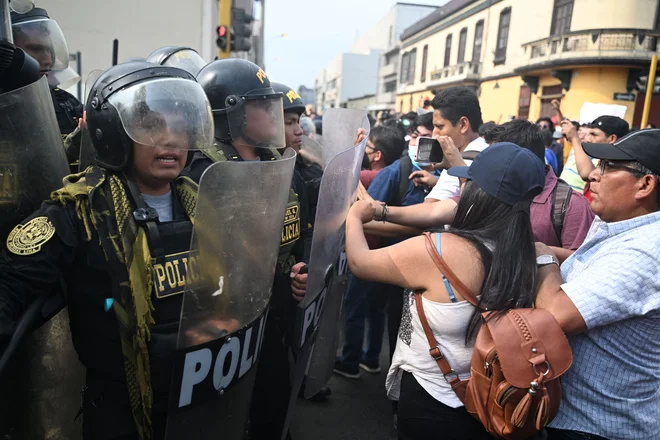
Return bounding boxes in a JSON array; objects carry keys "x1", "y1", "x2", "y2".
[{"x1": 345, "y1": 139, "x2": 545, "y2": 440}]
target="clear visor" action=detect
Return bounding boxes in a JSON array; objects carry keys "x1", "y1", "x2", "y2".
[
  {"x1": 12, "y1": 18, "x2": 69, "y2": 71},
  {"x1": 226, "y1": 95, "x2": 286, "y2": 150},
  {"x1": 47, "y1": 66, "x2": 81, "y2": 89},
  {"x1": 162, "y1": 49, "x2": 206, "y2": 77},
  {"x1": 109, "y1": 77, "x2": 214, "y2": 151}
]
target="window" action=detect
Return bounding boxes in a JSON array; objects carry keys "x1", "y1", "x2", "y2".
[
  {"x1": 518, "y1": 85, "x2": 531, "y2": 119},
  {"x1": 400, "y1": 52, "x2": 410, "y2": 83},
  {"x1": 472, "y1": 20, "x2": 484, "y2": 71},
  {"x1": 421, "y1": 45, "x2": 429, "y2": 83},
  {"x1": 457, "y1": 28, "x2": 468, "y2": 64},
  {"x1": 444, "y1": 34, "x2": 453, "y2": 67},
  {"x1": 551, "y1": 0, "x2": 574, "y2": 35},
  {"x1": 495, "y1": 8, "x2": 511, "y2": 64},
  {"x1": 408, "y1": 49, "x2": 417, "y2": 84},
  {"x1": 384, "y1": 81, "x2": 396, "y2": 93}
]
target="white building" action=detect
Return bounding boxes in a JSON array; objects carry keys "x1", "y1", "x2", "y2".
[
  {"x1": 37, "y1": 0, "x2": 263, "y2": 99},
  {"x1": 314, "y1": 2, "x2": 439, "y2": 112}
]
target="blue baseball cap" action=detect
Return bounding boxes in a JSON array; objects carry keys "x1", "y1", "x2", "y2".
[{"x1": 447, "y1": 142, "x2": 545, "y2": 211}]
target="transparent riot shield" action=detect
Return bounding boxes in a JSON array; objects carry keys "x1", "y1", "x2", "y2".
[
  {"x1": 0, "y1": 77, "x2": 83, "y2": 439},
  {"x1": 0, "y1": 76, "x2": 69, "y2": 239},
  {"x1": 282, "y1": 109, "x2": 369, "y2": 438},
  {"x1": 303, "y1": 109, "x2": 370, "y2": 398},
  {"x1": 78, "y1": 70, "x2": 103, "y2": 171},
  {"x1": 300, "y1": 135, "x2": 322, "y2": 166},
  {"x1": 165, "y1": 149, "x2": 296, "y2": 440}
]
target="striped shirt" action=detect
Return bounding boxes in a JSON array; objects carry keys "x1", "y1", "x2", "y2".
[{"x1": 549, "y1": 211, "x2": 660, "y2": 439}]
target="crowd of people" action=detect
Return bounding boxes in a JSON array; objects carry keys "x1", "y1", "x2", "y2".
[
  {"x1": 328, "y1": 87, "x2": 659, "y2": 440},
  {"x1": 0, "y1": 5, "x2": 658, "y2": 440}
]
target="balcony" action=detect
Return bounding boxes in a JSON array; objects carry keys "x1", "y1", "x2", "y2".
[
  {"x1": 426, "y1": 61, "x2": 481, "y2": 88},
  {"x1": 380, "y1": 62, "x2": 398, "y2": 78},
  {"x1": 519, "y1": 29, "x2": 660, "y2": 72}
]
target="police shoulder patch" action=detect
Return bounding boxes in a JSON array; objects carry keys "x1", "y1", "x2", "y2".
[{"x1": 7, "y1": 216, "x2": 56, "y2": 256}]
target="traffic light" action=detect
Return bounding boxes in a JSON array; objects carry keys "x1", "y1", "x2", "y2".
[
  {"x1": 231, "y1": 7, "x2": 253, "y2": 52},
  {"x1": 216, "y1": 25, "x2": 229, "y2": 52}
]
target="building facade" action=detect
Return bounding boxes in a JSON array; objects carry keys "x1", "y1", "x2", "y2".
[
  {"x1": 396, "y1": 0, "x2": 660, "y2": 127},
  {"x1": 314, "y1": 2, "x2": 438, "y2": 112}
]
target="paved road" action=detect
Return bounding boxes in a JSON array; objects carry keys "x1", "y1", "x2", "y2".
[{"x1": 290, "y1": 339, "x2": 397, "y2": 440}]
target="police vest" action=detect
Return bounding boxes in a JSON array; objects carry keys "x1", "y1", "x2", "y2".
[{"x1": 202, "y1": 145, "x2": 301, "y2": 274}]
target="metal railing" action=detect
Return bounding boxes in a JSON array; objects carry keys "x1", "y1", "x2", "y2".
[
  {"x1": 429, "y1": 61, "x2": 481, "y2": 82},
  {"x1": 524, "y1": 29, "x2": 660, "y2": 61}
]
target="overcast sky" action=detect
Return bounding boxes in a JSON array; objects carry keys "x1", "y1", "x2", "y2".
[{"x1": 263, "y1": 0, "x2": 441, "y2": 90}]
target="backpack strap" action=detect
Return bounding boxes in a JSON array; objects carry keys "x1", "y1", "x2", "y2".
[
  {"x1": 394, "y1": 154, "x2": 413, "y2": 206},
  {"x1": 414, "y1": 293, "x2": 465, "y2": 395},
  {"x1": 550, "y1": 179, "x2": 572, "y2": 248},
  {"x1": 422, "y1": 232, "x2": 479, "y2": 306},
  {"x1": 413, "y1": 232, "x2": 480, "y2": 401}
]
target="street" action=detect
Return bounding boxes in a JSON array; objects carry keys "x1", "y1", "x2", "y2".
[{"x1": 291, "y1": 337, "x2": 397, "y2": 440}]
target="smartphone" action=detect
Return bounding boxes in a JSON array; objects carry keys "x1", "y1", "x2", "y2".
[{"x1": 416, "y1": 136, "x2": 443, "y2": 163}]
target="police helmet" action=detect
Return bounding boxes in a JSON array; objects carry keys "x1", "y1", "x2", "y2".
[
  {"x1": 10, "y1": 8, "x2": 69, "y2": 72},
  {"x1": 146, "y1": 46, "x2": 206, "y2": 77},
  {"x1": 196, "y1": 58, "x2": 285, "y2": 149},
  {"x1": 271, "y1": 82, "x2": 305, "y2": 116},
  {"x1": 85, "y1": 61, "x2": 214, "y2": 171}
]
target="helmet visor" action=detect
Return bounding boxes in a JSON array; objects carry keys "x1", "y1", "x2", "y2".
[
  {"x1": 12, "y1": 18, "x2": 69, "y2": 71},
  {"x1": 109, "y1": 77, "x2": 214, "y2": 151},
  {"x1": 226, "y1": 95, "x2": 286, "y2": 150},
  {"x1": 162, "y1": 49, "x2": 206, "y2": 77},
  {"x1": 47, "y1": 66, "x2": 81, "y2": 89}
]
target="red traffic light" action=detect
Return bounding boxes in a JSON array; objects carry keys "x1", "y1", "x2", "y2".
[{"x1": 217, "y1": 25, "x2": 228, "y2": 38}]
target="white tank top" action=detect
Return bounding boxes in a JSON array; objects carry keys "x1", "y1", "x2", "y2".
[{"x1": 386, "y1": 290, "x2": 477, "y2": 408}]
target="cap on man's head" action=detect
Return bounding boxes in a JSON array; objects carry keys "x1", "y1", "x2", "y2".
[
  {"x1": 447, "y1": 142, "x2": 545, "y2": 211},
  {"x1": 583, "y1": 129, "x2": 660, "y2": 175},
  {"x1": 590, "y1": 116, "x2": 629, "y2": 139}
]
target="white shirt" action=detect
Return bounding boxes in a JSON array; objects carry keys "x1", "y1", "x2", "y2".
[
  {"x1": 425, "y1": 136, "x2": 489, "y2": 201},
  {"x1": 386, "y1": 290, "x2": 476, "y2": 408}
]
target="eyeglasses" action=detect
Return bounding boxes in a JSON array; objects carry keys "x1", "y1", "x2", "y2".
[{"x1": 597, "y1": 160, "x2": 647, "y2": 176}]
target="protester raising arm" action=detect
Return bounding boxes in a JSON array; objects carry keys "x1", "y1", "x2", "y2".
[{"x1": 561, "y1": 119, "x2": 594, "y2": 180}]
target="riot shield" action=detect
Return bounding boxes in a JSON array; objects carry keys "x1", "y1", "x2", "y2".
[
  {"x1": 77, "y1": 70, "x2": 103, "y2": 170},
  {"x1": 165, "y1": 149, "x2": 296, "y2": 439},
  {"x1": 282, "y1": 109, "x2": 369, "y2": 438},
  {"x1": 302, "y1": 110, "x2": 371, "y2": 398},
  {"x1": 0, "y1": 76, "x2": 69, "y2": 242},
  {"x1": 0, "y1": 77, "x2": 83, "y2": 439}
]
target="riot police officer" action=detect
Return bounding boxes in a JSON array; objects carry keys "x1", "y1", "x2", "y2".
[
  {"x1": 10, "y1": 7, "x2": 84, "y2": 169},
  {"x1": 271, "y1": 82, "x2": 323, "y2": 225},
  {"x1": 189, "y1": 59, "x2": 312, "y2": 439},
  {"x1": 0, "y1": 61, "x2": 215, "y2": 439},
  {"x1": 146, "y1": 46, "x2": 206, "y2": 77}
]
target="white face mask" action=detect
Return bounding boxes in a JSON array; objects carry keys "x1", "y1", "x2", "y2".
[{"x1": 408, "y1": 144, "x2": 418, "y2": 161}]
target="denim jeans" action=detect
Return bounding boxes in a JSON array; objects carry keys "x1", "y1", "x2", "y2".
[{"x1": 340, "y1": 273, "x2": 397, "y2": 367}]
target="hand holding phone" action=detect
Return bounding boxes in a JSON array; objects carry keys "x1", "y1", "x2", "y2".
[{"x1": 416, "y1": 136, "x2": 444, "y2": 163}]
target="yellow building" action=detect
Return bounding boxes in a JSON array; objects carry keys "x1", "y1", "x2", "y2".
[{"x1": 397, "y1": 0, "x2": 660, "y2": 127}]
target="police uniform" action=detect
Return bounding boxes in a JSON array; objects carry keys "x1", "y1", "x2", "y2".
[
  {"x1": 0, "y1": 61, "x2": 213, "y2": 440},
  {"x1": 10, "y1": 8, "x2": 83, "y2": 172},
  {"x1": 50, "y1": 85, "x2": 84, "y2": 166},
  {"x1": 193, "y1": 59, "x2": 313, "y2": 439},
  {"x1": 271, "y1": 82, "x2": 324, "y2": 225}
]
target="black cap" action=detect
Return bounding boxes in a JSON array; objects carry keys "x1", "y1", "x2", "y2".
[
  {"x1": 590, "y1": 116, "x2": 629, "y2": 139},
  {"x1": 271, "y1": 82, "x2": 305, "y2": 116},
  {"x1": 583, "y1": 129, "x2": 660, "y2": 175},
  {"x1": 447, "y1": 142, "x2": 545, "y2": 211}
]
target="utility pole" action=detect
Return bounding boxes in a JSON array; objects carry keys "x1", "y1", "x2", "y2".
[{"x1": 217, "y1": 0, "x2": 232, "y2": 59}]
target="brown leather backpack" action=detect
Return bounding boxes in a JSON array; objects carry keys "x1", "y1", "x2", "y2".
[{"x1": 416, "y1": 232, "x2": 573, "y2": 440}]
